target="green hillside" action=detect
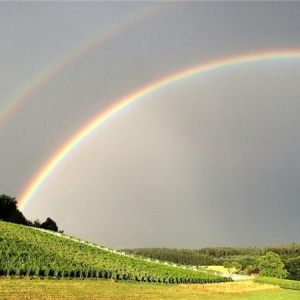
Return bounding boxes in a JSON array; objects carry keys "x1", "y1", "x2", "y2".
[{"x1": 0, "y1": 221, "x2": 230, "y2": 284}]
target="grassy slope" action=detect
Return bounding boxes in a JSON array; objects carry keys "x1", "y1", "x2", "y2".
[{"x1": 0, "y1": 221, "x2": 227, "y2": 283}]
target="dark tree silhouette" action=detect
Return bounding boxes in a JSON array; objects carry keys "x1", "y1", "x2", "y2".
[
  {"x1": 0, "y1": 194, "x2": 59, "y2": 231},
  {"x1": 0, "y1": 194, "x2": 28, "y2": 225},
  {"x1": 40, "y1": 217, "x2": 58, "y2": 232}
]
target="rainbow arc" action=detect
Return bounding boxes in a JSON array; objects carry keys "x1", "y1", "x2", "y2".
[{"x1": 19, "y1": 50, "x2": 300, "y2": 210}]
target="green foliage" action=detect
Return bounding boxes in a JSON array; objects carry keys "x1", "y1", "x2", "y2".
[
  {"x1": 285, "y1": 257, "x2": 300, "y2": 280},
  {"x1": 231, "y1": 262, "x2": 242, "y2": 271},
  {"x1": 124, "y1": 244, "x2": 300, "y2": 270},
  {"x1": 240, "y1": 256, "x2": 256, "y2": 270},
  {"x1": 222, "y1": 261, "x2": 242, "y2": 274},
  {"x1": 223, "y1": 261, "x2": 232, "y2": 269},
  {"x1": 257, "y1": 252, "x2": 287, "y2": 279},
  {"x1": 244, "y1": 265, "x2": 255, "y2": 275},
  {"x1": 0, "y1": 221, "x2": 231, "y2": 284},
  {"x1": 254, "y1": 276, "x2": 300, "y2": 291}
]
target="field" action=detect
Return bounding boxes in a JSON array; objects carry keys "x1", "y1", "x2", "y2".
[
  {"x1": 1, "y1": 278, "x2": 300, "y2": 300},
  {"x1": 205, "y1": 266, "x2": 236, "y2": 273},
  {"x1": 1, "y1": 221, "x2": 300, "y2": 299}
]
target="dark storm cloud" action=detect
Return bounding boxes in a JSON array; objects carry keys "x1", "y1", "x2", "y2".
[{"x1": 1, "y1": 2, "x2": 300, "y2": 248}]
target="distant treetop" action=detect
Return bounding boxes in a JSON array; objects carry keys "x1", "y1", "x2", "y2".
[{"x1": 0, "y1": 193, "x2": 59, "y2": 232}]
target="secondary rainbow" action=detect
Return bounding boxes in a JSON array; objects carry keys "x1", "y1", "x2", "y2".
[
  {"x1": 0, "y1": 3, "x2": 162, "y2": 129},
  {"x1": 19, "y1": 50, "x2": 300, "y2": 211}
]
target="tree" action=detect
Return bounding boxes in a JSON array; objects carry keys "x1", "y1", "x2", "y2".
[
  {"x1": 223, "y1": 261, "x2": 242, "y2": 273},
  {"x1": 244, "y1": 265, "x2": 255, "y2": 275},
  {"x1": 223, "y1": 261, "x2": 232, "y2": 272},
  {"x1": 257, "y1": 251, "x2": 287, "y2": 278},
  {"x1": 0, "y1": 194, "x2": 28, "y2": 225},
  {"x1": 33, "y1": 219, "x2": 41, "y2": 228},
  {"x1": 285, "y1": 257, "x2": 300, "y2": 280},
  {"x1": 240, "y1": 256, "x2": 256, "y2": 270},
  {"x1": 40, "y1": 217, "x2": 58, "y2": 232},
  {"x1": 0, "y1": 194, "x2": 17, "y2": 220},
  {"x1": 231, "y1": 262, "x2": 242, "y2": 273}
]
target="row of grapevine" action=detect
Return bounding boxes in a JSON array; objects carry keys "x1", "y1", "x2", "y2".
[{"x1": 0, "y1": 221, "x2": 232, "y2": 284}]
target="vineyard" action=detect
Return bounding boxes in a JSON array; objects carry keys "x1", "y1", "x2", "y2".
[{"x1": 0, "y1": 221, "x2": 231, "y2": 284}]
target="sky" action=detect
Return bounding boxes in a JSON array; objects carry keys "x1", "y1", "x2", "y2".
[{"x1": 1, "y1": 1, "x2": 300, "y2": 249}]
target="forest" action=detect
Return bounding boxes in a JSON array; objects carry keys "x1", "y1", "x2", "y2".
[
  {"x1": 123, "y1": 245, "x2": 300, "y2": 280},
  {"x1": 123, "y1": 245, "x2": 300, "y2": 265}
]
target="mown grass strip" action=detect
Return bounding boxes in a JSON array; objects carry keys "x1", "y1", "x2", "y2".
[
  {"x1": 1, "y1": 278, "x2": 300, "y2": 300},
  {"x1": 254, "y1": 276, "x2": 300, "y2": 291},
  {"x1": 180, "y1": 280, "x2": 279, "y2": 294}
]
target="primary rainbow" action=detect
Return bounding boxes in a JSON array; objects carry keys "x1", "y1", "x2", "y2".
[
  {"x1": 19, "y1": 50, "x2": 300, "y2": 211},
  {"x1": 0, "y1": 2, "x2": 162, "y2": 129}
]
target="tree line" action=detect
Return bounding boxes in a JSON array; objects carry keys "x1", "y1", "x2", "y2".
[
  {"x1": 0, "y1": 194, "x2": 58, "y2": 232},
  {"x1": 124, "y1": 245, "x2": 300, "y2": 265},
  {"x1": 123, "y1": 246, "x2": 300, "y2": 280}
]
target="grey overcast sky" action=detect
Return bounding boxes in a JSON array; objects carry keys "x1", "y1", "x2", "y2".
[{"x1": 1, "y1": 1, "x2": 300, "y2": 249}]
